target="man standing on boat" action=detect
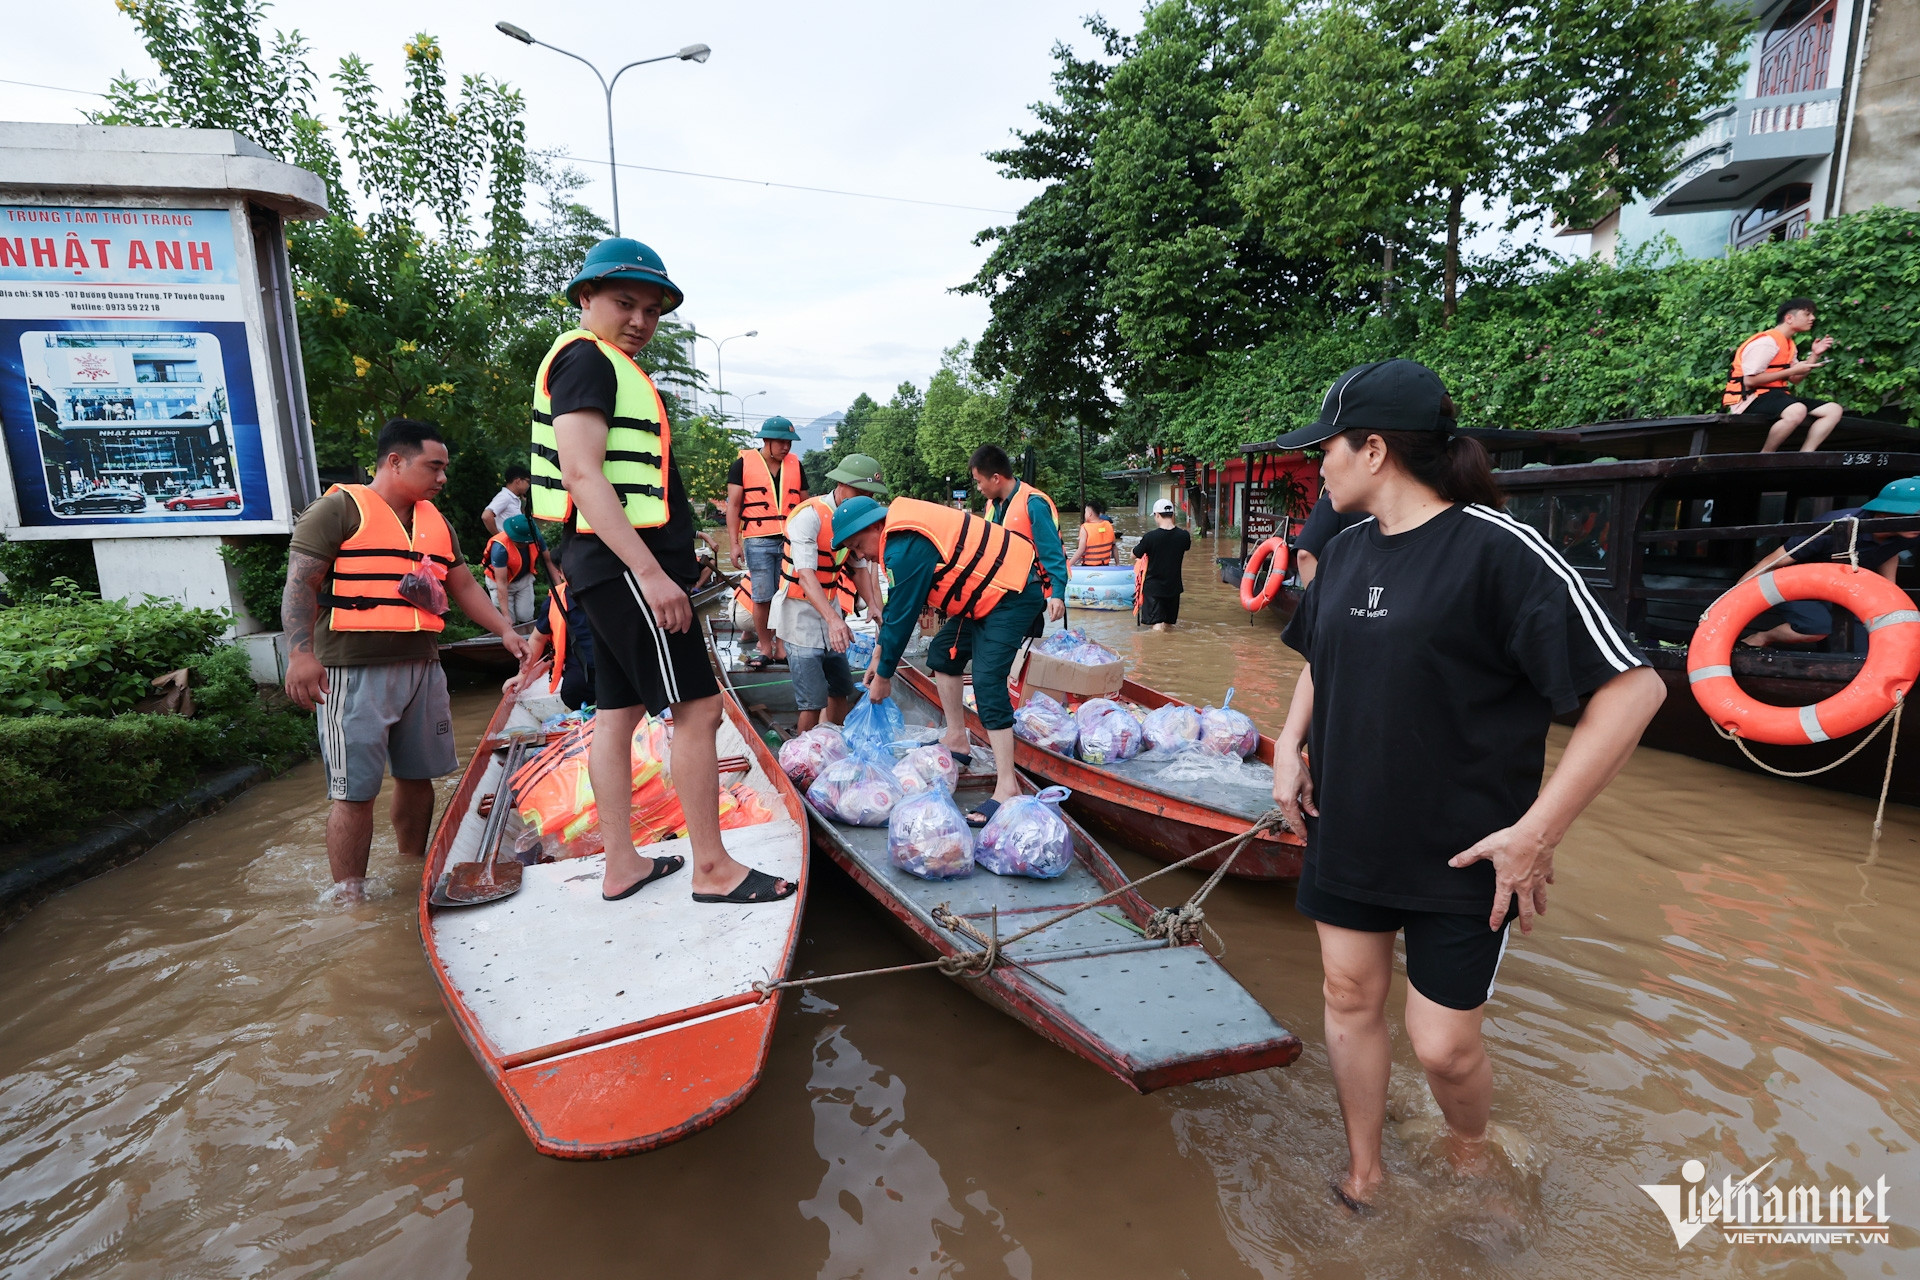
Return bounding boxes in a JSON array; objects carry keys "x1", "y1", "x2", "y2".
[
  {"x1": 771, "y1": 453, "x2": 889, "y2": 732},
  {"x1": 974, "y1": 444, "x2": 1069, "y2": 627},
  {"x1": 531, "y1": 237, "x2": 794, "y2": 905},
  {"x1": 282, "y1": 419, "x2": 528, "y2": 900},
  {"x1": 725, "y1": 417, "x2": 808, "y2": 671},
  {"x1": 835, "y1": 492, "x2": 1046, "y2": 826},
  {"x1": 1724, "y1": 298, "x2": 1841, "y2": 452}
]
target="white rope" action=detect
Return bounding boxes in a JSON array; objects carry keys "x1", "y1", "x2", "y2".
[{"x1": 1714, "y1": 693, "x2": 1903, "y2": 837}]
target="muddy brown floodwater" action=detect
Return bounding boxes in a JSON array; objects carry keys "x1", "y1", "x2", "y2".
[{"x1": 3, "y1": 537, "x2": 1919, "y2": 1277}]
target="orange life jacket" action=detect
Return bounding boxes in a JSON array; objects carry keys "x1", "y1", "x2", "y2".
[
  {"x1": 988, "y1": 480, "x2": 1060, "y2": 594},
  {"x1": 483, "y1": 530, "x2": 537, "y2": 585},
  {"x1": 737, "y1": 447, "x2": 805, "y2": 538},
  {"x1": 780, "y1": 493, "x2": 857, "y2": 614},
  {"x1": 321, "y1": 484, "x2": 455, "y2": 633},
  {"x1": 1079, "y1": 518, "x2": 1116, "y2": 566},
  {"x1": 885, "y1": 497, "x2": 1035, "y2": 621},
  {"x1": 1724, "y1": 326, "x2": 1798, "y2": 408},
  {"x1": 546, "y1": 580, "x2": 571, "y2": 696}
]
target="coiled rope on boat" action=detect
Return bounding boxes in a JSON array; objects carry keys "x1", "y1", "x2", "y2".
[{"x1": 751, "y1": 809, "x2": 1289, "y2": 998}]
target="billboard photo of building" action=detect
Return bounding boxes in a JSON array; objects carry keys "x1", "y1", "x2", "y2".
[{"x1": 21, "y1": 329, "x2": 243, "y2": 518}]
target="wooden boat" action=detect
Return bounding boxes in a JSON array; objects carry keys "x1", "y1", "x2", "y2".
[
  {"x1": 1237, "y1": 412, "x2": 1920, "y2": 803},
  {"x1": 417, "y1": 674, "x2": 810, "y2": 1159},
  {"x1": 711, "y1": 626, "x2": 1301, "y2": 1092},
  {"x1": 895, "y1": 663, "x2": 1304, "y2": 880}
]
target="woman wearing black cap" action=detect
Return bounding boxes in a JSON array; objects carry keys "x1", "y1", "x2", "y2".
[{"x1": 1270, "y1": 360, "x2": 1665, "y2": 1212}]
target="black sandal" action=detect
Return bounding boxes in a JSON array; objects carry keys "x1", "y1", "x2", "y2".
[
  {"x1": 693, "y1": 867, "x2": 797, "y2": 904},
  {"x1": 950, "y1": 750, "x2": 974, "y2": 768},
  {"x1": 601, "y1": 854, "x2": 685, "y2": 902},
  {"x1": 742, "y1": 653, "x2": 770, "y2": 672},
  {"x1": 1329, "y1": 1180, "x2": 1374, "y2": 1217},
  {"x1": 965, "y1": 798, "x2": 1002, "y2": 829}
]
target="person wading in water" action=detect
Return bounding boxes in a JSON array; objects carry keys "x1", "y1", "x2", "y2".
[
  {"x1": 1268, "y1": 360, "x2": 1665, "y2": 1212},
  {"x1": 283, "y1": 419, "x2": 528, "y2": 899},
  {"x1": 531, "y1": 236, "x2": 794, "y2": 904}
]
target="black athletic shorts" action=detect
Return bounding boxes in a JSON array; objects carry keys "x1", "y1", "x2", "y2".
[
  {"x1": 1746, "y1": 388, "x2": 1830, "y2": 418},
  {"x1": 574, "y1": 569, "x2": 719, "y2": 714},
  {"x1": 1295, "y1": 857, "x2": 1514, "y2": 1011},
  {"x1": 1138, "y1": 594, "x2": 1180, "y2": 626}
]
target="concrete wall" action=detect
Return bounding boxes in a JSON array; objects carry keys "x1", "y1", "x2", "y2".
[{"x1": 1839, "y1": 0, "x2": 1920, "y2": 214}]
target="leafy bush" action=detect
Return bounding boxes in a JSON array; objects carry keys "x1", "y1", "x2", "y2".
[
  {"x1": 0, "y1": 538, "x2": 100, "y2": 599},
  {"x1": 219, "y1": 536, "x2": 291, "y2": 631},
  {"x1": 1159, "y1": 207, "x2": 1920, "y2": 461},
  {"x1": 0, "y1": 584, "x2": 229, "y2": 716},
  {"x1": 0, "y1": 685, "x2": 312, "y2": 843}
]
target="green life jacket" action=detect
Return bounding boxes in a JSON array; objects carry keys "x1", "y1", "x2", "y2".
[{"x1": 529, "y1": 329, "x2": 671, "y2": 532}]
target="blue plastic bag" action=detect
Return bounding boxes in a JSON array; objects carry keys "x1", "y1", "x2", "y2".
[{"x1": 844, "y1": 695, "x2": 906, "y2": 765}]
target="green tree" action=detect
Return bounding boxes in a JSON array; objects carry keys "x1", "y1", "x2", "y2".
[{"x1": 1224, "y1": 0, "x2": 1752, "y2": 317}]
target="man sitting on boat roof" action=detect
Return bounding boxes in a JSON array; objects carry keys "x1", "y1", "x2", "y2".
[
  {"x1": 1737, "y1": 478, "x2": 1920, "y2": 649},
  {"x1": 1723, "y1": 297, "x2": 1841, "y2": 453}
]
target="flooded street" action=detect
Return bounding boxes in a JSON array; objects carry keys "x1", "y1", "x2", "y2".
[{"x1": 3, "y1": 537, "x2": 1918, "y2": 1277}]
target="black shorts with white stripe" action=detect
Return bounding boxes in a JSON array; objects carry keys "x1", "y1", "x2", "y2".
[{"x1": 574, "y1": 569, "x2": 719, "y2": 713}]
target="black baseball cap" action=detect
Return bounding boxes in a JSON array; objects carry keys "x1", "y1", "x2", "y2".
[{"x1": 1272, "y1": 359, "x2": 1451, "y2": 449}]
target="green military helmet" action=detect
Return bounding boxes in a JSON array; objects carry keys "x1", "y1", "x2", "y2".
[
  {"x1": 565, "y1": 237, "x2": 684, "y2": 312},
  {"x1": 757, "y1": 416, "x2": 802, "y2": 442},
  {"x1": 825, "y1": 452, "x2": 888, "y2": 496},
  {"x1": 502, "y1": 513, "x2": 536, "y2": 542},
  {"x1": 831, "y1": 495, "x2": 888, "y2": 547},
  {"x1": 1862, "y1": 477, "x2": 1920, "y2": 516}
]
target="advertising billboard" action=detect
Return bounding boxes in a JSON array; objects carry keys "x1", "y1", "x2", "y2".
[{"x1": 0, "y1": 205, "x2": 279, "y2": 534}]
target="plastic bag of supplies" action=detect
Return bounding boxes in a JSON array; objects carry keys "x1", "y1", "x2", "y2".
[
  {"x1": 892, "y1": 742, "x2": 959, "y2": 795},
  {"x1": 1142, "y1": 703, "x2": 1202, "y2": 752},
  {"x1": 1198, "y1": 688, "x2": 1259, "y2": 758},
  {"x1": 844, "y1": 695, "x2": 906, "y2": 765},
  {"x1": 779, "y1": 724, "x2": 848, "y2": 788},
  {"x1": 806, "y1": 756, "x2": 901, "y2": 827},
  {"x1": 975, "y1": 788, "x2": 1074, "y2": 879},
  {"x1": 1074, "y1": 698, "x2": 1143, "y2": 765},
  {"x1": 1013, "y1": 689, "x2": 1078, "y2": 755},
  {"x1": 886, "y1": 787, "x2": 975, "y2": 880}
]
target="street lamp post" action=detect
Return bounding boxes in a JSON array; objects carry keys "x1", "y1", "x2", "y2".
[
  {"x1": 692, "y1": 329, "x2": 757, "y2": 422},
  {"x1": 496, "y1": 21, "x2": 710, "y2": 236},
  {"x1": 736, "y1": 390, "x2": 768, "y2": 432}
]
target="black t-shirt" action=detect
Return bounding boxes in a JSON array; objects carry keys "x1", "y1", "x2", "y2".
[
  {"x1": 1133, "y1": 526, "x2": 1191, "y2": 597},
  {"x1": 1280, "y1": 504, "x2": 1645, "y2": 913},
  {"x1": 1783, "y1": 509, "x2": 1908, "y2": 571},
  {"x1": 724, "y1": 456, "x2": 744, "y2": 488},
  {"x1": 545, "y1": 339, "x2": 701, "y2": 592},
  {"x1": 1293, "y1": 493, "x2": 1365, "y2": 560}
]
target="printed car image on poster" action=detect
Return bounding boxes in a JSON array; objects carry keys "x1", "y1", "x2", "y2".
[{"x1": 0, "y1": 206, "x2": 274, "y2": 530}]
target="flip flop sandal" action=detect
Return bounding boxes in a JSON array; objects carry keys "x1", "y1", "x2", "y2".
[
  {"x1": 965, "y1": 798, "x2": 1002, "y2": 829},
  {"x1": 1328, "y1": 1180, "x2": 1374, "y2": 1217},
  {"x1": 950, "y1": 750, "x2": 974, "y2": 768},
  {"x1": 742, "y1": 653, "x2": 770, "y2": 672},
  {"x1": 693, "y1": 867, "x2": 797, "y2": 904},
  {"x1": 602, "y1": 853, "x2": 686, "y2": 902}
]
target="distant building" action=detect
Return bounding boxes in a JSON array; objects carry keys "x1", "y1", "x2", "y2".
[{"x1": 1562, "y1": 0, "x2": 1917, "y2": 261}]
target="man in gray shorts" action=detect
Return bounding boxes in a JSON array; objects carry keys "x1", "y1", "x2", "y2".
[
  {"x1": 282, "y1": 418, "x2": 527, "y2": 898},
  {"x1": 770, "y1": 454, "x2": 888, "y2": 730}
]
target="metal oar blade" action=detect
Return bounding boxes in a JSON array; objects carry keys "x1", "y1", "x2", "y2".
[{"x1": 441, "y1": 857, "x2": 523, "y2": 904}]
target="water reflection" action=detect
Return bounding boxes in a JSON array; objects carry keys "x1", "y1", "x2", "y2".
[{"x1": 1, "y1": 558, "x2": 1918, "y2": 1275}]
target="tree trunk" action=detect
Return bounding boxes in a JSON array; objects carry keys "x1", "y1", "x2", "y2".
[
  {"x1": 1382, "y1": 238, "x2": 1395, "y2": 316},
  {"x1": 1443, "y1": 186, "x2": 1463, "y2": 322}
]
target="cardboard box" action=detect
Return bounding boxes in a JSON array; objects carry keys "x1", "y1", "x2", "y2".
[{"x1": 1019, "y1": 649, "x2": 1126, "y2": 700}]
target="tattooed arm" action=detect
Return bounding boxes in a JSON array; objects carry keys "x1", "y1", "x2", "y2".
[{"x1": 282, "y1": 550, "x2": 332, "y2": 710}]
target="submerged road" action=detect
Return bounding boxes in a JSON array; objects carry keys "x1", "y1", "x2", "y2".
[{"x1": 2, "y1": 535, "x2": 1917, "y2": 1276}]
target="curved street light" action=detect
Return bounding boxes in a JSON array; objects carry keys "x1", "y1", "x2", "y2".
[
  {"x1": 736, "y1": 390, "x2": 769, "y2": 433},
  {"x1": 496, "y1": 21, "x2": 710, "y2": 235},
  {"x1": 692, "y1": 329, "x2": 756, "y2": 420}
]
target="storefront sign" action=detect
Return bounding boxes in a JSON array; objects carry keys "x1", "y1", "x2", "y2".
[{"x1": 0, "y1": 205, "x2": 275, "y2": 531}]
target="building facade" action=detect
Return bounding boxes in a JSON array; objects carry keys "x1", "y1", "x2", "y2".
[{"x1": 1567, "y1": 0, "x2": 1917, "y2": 261}]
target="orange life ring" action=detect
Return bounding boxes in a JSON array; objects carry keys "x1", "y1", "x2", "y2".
[
  {"x1": 1688, "y1": 563, "x2": 1920, "y2": 745},
  {"x1": 1240, "y1": 537, "x2": 1289, "y2": 612}
]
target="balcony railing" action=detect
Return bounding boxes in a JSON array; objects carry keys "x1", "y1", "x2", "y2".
[{"x1": 1749, "y1": 95, "x2": 1840, "y2": 135}]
